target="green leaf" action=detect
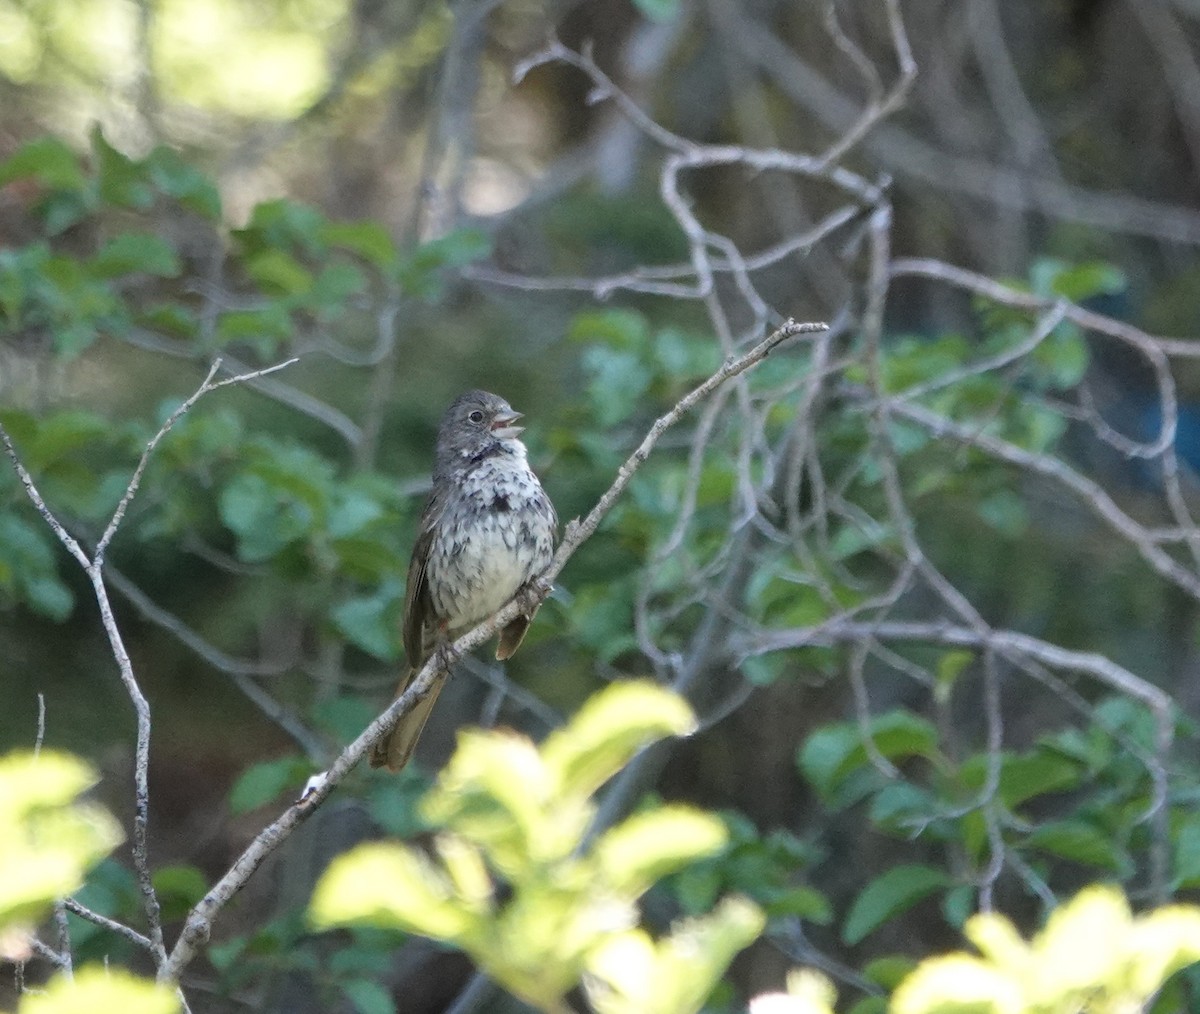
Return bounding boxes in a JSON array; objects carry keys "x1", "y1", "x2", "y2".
[
  {"x1": 138, "y1": 301, "x2": 199, "y2": 339},
  {"x1": 365, "y1": 771, "x2": 431, "y2": 838},
  {"x1": 26, "y1": 410, "x2": 110, "y2": 466},
  {"x1": 40, "y1": 191, "x2": 90, "y2": 234},
  {"x1": 219, "y1": 471, "x2": 315, "y2": 562},
  {"x1": 1173, "y1": 812, "x2": 1200, "y2": 889},
  {"x1": 653, "y1": 326, "x2": 719, "y2": 380},
  {"x1": 0, "y1": 514, "x2": 74, "y2": 620},
  {"x1": 393, "y1": 228, "x2": 490, "y2": 298},
  {"x1": 145, "y1": 146, "x2": 222, "y2": 219},
  {"x1": 568, "y1": 308, "x2": 651, "y2": 350},
  {"x1": 843, "y1": 865, "x2": 951, "y2": 945},
  {"x1": 240, "y1": 198, "x2": 327, "y2": 256},
  {"x1": 312, "y1": 695, "x2": 378, "y2": 743},
  {"x1": 977, "y1": 489, "x2": 1028, "y2": 537},
  {"x1": 215, "y1": 305, "x2": 293, "y2": 356},
  {"x1": 934, "y1": 650, "x2": 974, "y2": 705},
  {"x1": 997, "y1": 750, "x2": 1084, "y2": 809},
  {"x1": 328, "y1": 488, "x2": 385, "y2": 538},
  {"x1": 229, "y1": 756, "x2": 312, "y2": 814},
  {"x1": 246, "y1": 249, "x2": 314, "y2": 296},
  {"x1": 798, "y1": 710, "x2": 940, "y2": 802},
  {"x1": 1026, "y1": 820, "x2": 1126, "y2": 872},
  {"x1": 763, "y1": 885, "x2": 833, "y2": 922},
  {"x1": 541, "y1": 680, "x2": 697, "y2": 800},
  {"x1": 862, "y1": 955, "x2": 918, "y2": 991},
  {"x1": 331, "y1": 581, "x2": 402, "y2": 660},
  {"x1": 310, "y1": 262, "x2": 367, "y2": 307},
  {"x1": 799, "y1": 724, "x2": 860, "y2": 801},
  {"x1": 739, "y1": 653, "x2": 788, "y2": 687},
  {"x1": 1031, "y1": 257, "x2": 1126, "y2": 302},
  {"x1": 582, "y1": 346, "x2": 651, "y2": 426},
  {"x1": 408, "y1": 227, "x2": 490, "y2": 271},
  {"x1": 1032, "y1": 324, "x2": 1089, "y2": 389},
  {"x1": 422, "y1": 730, "x2": 577, "y2": 871},
  {"x1": 322, "y1": 220, "x2": 397, "y2": 268},
  {"x1": 0, "y1": 137, "x2": 85, "y2": 191},
  {"x1": 342, "y1": 977, "x2": 397, "y2": 1014},
  {"x1": 23, "y1": 573, "x2": 74, "y2": 622},
  {"x1": 631, "y1": 0, "x2": 680, "y2": 22},
  {"x1": 569, "y1": 581, "x2": 637, "y2": 662},
  {"x1": 151, "y1": 864, "x2": 208, "y2": 921},
  {"x1": 91, "y1": 127, "x2": 153, "y2": 209},
  {"x1": 90, "y1": 233, "x2": 181, "y2": 279}
]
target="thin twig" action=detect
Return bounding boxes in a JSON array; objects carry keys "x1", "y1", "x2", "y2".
[
  {"x1": 1, "y1": 357, "x2": 298, "y2": 983},
  {"x1": 62, "y1": 898, "x2": 155, "y2": 953}
]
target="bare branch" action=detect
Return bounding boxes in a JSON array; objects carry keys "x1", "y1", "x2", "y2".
[
  {"x1": 62, "y1": 898, "x2": 155, "y2": 954},
  {"x1": 2, "y1": 356, "x2": 299, "y2": 982}
]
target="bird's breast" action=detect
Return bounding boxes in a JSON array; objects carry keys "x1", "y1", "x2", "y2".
[{"x1": 425, "y1": 460, "x2": 555, "y2": 632}]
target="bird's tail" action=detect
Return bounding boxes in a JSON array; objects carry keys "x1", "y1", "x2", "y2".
[{"x1": 369, "y1": 667, "x2": 449, "y2": 772}]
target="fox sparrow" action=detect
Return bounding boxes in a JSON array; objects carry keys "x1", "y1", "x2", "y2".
[{"x1": 370, "y1": 390, "x2": 557, "y2": 771}]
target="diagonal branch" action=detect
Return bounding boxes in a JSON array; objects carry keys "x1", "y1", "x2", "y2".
[{"x1": 159, "y1": 316, "x2": 827, "y2": 983}]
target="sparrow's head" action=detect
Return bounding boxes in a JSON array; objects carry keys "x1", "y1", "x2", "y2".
[{"x1": 437, "y1": 389, "x2": 525, "y2": 463}]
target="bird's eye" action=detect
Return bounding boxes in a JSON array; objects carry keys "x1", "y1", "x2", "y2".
[{"x1": 468, "y1": 410, "x2": 484, "y2": 423}]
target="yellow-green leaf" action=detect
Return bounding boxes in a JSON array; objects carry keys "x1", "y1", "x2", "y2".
[
  {"x1": 309, "y1": 842, "x2": 484, "y2": 942},
  {"x1": 542, "y1": 681, "x2": 696, "y2": 801},
  {"x1": 585, "y1": 896, "x2": 764, "y2": 1014},
  {"x1": 18, "y1": 966, "x2": 179, "y2": 1014},
  {"x1": 596, "y1": 807, "x2": 727, "y2": 898},
  {"x1": 0, "y1": 751, "x2": 123, "y2": 929},
  {"x1": 891, "y1": 954, "x2": 1018, "y2": 1014}
]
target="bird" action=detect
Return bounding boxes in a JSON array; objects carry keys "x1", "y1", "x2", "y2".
[{"x1": 370, "y1": 389, "x2": 558, "y2": 772}]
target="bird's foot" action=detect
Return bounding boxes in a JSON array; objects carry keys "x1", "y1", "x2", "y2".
[
  {"x1": 516, "y1": 574, "x2": 553, "y2": 615},
  {"x1": 433, "y1": 637, "x2": 461, "y2": 674}
]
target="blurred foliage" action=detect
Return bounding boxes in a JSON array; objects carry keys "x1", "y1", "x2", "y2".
[
  {"x1": 0, "y1": 0, "x2": 349, "y2": 118},
  {"x1": 310, "y1": 681, "x2": 762, "y2": 1014},
  {"x1": 0, "y1": 750, "x2": 178, "y2": 1013},
  {"x1": 748, "y1": 887, "x2": 1200, "y2": 1014},
  {"x1": 0, "y1": 751, "x2": 122, "y2": 933},
  {"x1": 12, "y1": 967, "x2": 179, "y2": 1014},
  {"x1": 891, "y1": 885, "x2": 1200, "y2": 1014}
]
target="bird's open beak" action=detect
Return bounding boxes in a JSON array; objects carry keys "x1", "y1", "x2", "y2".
[{"x1": 491, "y1": 410, "x2": 524, "y2": 439}]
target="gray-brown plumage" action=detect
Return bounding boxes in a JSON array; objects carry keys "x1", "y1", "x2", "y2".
[{"x1": 370, "y1": 390, "x2": 557, "y2": 772}]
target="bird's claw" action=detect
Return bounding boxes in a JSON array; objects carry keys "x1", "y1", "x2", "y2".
[
  {"x1": 517, "y1": 574, "x2": 553, "y2": 614},
  {"x1": 433, "y1": 638, "x2": 461, "y2": 673}
]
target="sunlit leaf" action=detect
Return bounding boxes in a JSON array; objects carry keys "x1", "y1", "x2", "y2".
[
  {"x1": 541, "y1": 680, "x2": 696, "y2": 800},
  {"x1": 585, "y1": 896, "x2": 765, "y2": 1014},
  {"x1": 597, "y1": 807, "x2": 727, "y2": 897},
  {"x1": 18, "y1": 966, "x2": 179, "y2": 1014},
  {"x1": 0, "y1": 752, "x2": 123, "y2": 929},
  {"x1": 310, "y1": 842, "x2": 486, "y2": 941},
  {"x1": 891, "y1": 953, "x2": 1019, "y2": 1014}
]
